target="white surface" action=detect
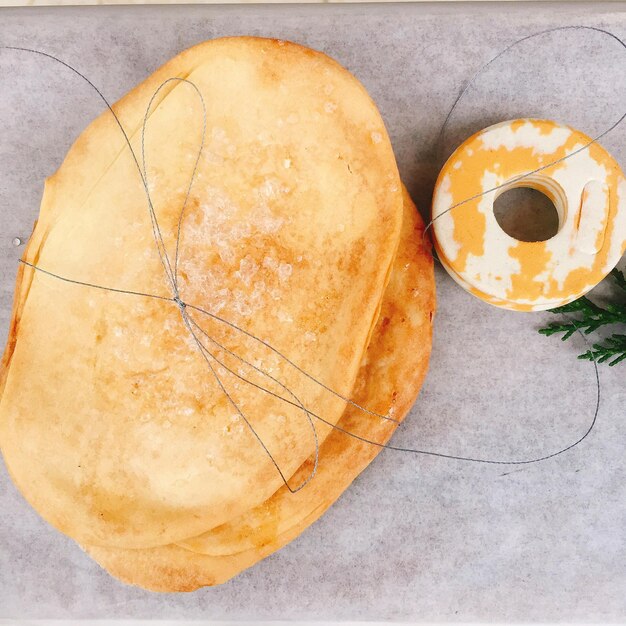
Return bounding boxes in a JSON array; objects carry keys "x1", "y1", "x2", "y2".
[{"x1": 0, "y1": 1, "x2": 625, "y2": 621}]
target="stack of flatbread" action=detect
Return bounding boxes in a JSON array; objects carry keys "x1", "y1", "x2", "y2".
[{"x1": 0, "y1": 37, "x2": 435, "y2": 591}]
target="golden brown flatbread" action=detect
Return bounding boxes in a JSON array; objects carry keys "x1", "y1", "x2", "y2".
[
  {"x1": 0, "y1": 38, "x2": 403, "y2": 548},
  {"x1": 85, "y1": 185, "x2": 435, "y2": 591}
]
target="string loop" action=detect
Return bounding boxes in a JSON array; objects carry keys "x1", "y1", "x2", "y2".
[{"x1": 2, "y1": 26, "x2": 620, "y2": 486}]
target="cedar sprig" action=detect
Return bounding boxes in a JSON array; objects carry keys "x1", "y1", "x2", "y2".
[
  {"x1": 539, "y1": 268, "x2": 626, "y2": 366},
  {"x1": 578, "y1": 334, "x2": 626, "y2": 367}
]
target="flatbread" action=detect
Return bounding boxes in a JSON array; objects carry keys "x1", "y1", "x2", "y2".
[
  {"x1": 0, "y1": 37, "x2": 403, "y2": 548},
  {"x1": 85, "y1": 185, "x2": 435, "y2": 590}
]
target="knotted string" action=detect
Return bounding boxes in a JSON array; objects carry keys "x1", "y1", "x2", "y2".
[
  {"x1": 3, "y1": 46, "x2": 320, "y2": 493},
  {"x1": 2, "y1": 26, "x2": 620, "y2": 485}
]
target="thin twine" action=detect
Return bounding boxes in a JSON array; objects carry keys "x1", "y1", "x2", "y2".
[
  {"x1": 2, "y1": 46, "x2": 320, "y2": 493},
  {"x1": 1, "y1": 51, "x2": 399, "y2": 415},
  {"x1": 423, "y1": 25, "x2": 626, "y2": 237},
  {"x1": 17, "y1": 259, "x2": 601, "y2": 466},
  {"x1": 1, "y1": 28, "x2": 617, "y2": 483}
]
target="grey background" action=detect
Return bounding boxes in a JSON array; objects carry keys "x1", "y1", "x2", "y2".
[{"x1": 1, "y1": 1, "x2": 625, "y2": 621}]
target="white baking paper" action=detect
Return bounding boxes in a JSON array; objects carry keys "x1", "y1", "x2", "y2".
[{"x1": 0, "y1": 2, "x2": 625, "y2": 620}]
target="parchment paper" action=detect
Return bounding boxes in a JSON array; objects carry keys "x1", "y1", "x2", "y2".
[{"x1": 1, "y1": 1, "x2": 625, "y2": 621}]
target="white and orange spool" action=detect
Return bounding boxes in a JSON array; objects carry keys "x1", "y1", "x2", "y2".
[{"x1": 432, "y1": 118, "x2": 626, "y2": 311}]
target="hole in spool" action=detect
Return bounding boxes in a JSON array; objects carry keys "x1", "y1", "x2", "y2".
[{"x1": 493, "y1": 187, "x2": 560, "y2": 242}]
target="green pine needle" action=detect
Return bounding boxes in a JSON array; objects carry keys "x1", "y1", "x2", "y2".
[
  {"x1": 538, "y1": 268, "x2": 626, "y2": 366},
  {"x1": 578, "y1": 334, "x2": 626, "y2": 367}
]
